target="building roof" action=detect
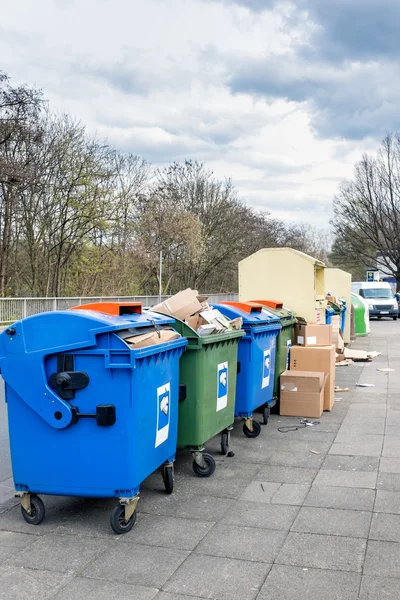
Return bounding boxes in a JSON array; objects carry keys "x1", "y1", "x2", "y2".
[{"x1": 239, "y1": 247, "x2": 326, "y2": 268}]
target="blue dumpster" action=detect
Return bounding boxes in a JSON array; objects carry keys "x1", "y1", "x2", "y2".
[
  {"x1": 0, "y1": 303, "x2": 187, "y2": 534},
  {"x1": 211, "y1": 302, "x2": 281, "y2": 438},
  {"x1": 340, "y1": 299, "x2": 347, "y2": 334},
  {"x1": 325, "y1": 306, "x2": 335, "y2": 324}
]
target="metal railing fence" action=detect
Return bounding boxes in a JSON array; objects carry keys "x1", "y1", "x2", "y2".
[{"x1": 0, "y1": 293, "x2": 239, "y2": 324}]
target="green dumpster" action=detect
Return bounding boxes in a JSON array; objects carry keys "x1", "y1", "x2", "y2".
[
  {"x1": 249, "y1": 300, "x2": 296, "y2": 419},
  {"x1": 351, "y1": 293, "x2": 368, "y2": 337},
  {"x1": 158, "y1": 317, "x2": 244, "y2": 477}
]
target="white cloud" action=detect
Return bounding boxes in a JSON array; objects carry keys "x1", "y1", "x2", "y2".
[{"x1": 0, "y1": 0, "x2": 384, "y2": 227}]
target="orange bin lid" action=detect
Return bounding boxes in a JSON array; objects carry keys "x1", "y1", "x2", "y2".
[
  {"x1": 69, "y1": 302, "x2": 142, "y2": 316},
  {"x1": 220, "y1": 301, "x2": 263, "y2": 314},
  {"x1": 249, "y1": 299, "x2": 284, "y2": 309}
]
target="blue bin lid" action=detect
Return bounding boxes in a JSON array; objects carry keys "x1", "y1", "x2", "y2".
[{"x1": 211, "y1": 302, "x2": 281, "y2": 326}]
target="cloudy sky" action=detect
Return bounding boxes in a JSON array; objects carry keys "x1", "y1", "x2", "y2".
[{"x1": 1, "y1": 0, "x2": 398, "y2": 226}]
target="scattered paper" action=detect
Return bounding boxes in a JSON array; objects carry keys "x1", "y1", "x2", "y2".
[
  {"x1": 344, "y1": 348, "x2": 381, "y2": 362},
  {"x1": 334, "y1": 386, "x2": 349, "y2": 392},
  {"x1": 356, "y1": 383, "x2": 375, "y2": 387},
  {"x1": 310, "y1": 450, "x2": 321, "y2": 455},
  {"x1": 377, "y1": 368, "x2": 395, "y2": 373},
  {"x1": 336, "y1": 359, "x2": 354, "y2": 367}
]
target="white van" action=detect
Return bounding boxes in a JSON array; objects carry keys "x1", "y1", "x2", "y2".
[{"x1": 353, "y1": 282, "x2": 399, "y2": 320}]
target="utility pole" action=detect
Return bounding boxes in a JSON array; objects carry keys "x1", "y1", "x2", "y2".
[{"x1": 159, "y1": 250, "x2": 163, "y2": 303}]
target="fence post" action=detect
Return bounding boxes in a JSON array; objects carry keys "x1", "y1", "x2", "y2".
[
  {"x1": 23, "y1": 299, "x2": 27, "y2": 319},
  {"x1": 53, "y1": 298, "x2": 57, "y2": 312}
]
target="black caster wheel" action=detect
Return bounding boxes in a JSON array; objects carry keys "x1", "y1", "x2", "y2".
[
  {"x1": 192, "y1": 453, "x2": 216, "y2": 477},
  {"x1": 263, "y1": 406, "x2": 270, "y2": 425},
  {"x1": 393, "y1": 317, "x2": 398, "y2": 321},
  {"x1": 110, "y1": 505, "x2": 136, "y2": 534},
  {"x1": 21, "y1": 495, "x2": 45, "y2": 525},
  {"x1": 221, "y1": 431, "x2": 229, "y2": 455},
  {"x1": 162, "y1": 466, "x2": 174, "y2": 494},
  {"x1": 243, "y1": 420, "x2": 261, "y2": 438}
]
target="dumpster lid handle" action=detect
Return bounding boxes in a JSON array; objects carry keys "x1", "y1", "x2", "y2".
[
  {"x1": 69, "y1": 302, "x2": 142, "y2": 316},
  {"x1": 221, "y1": 301, "x2": 263, "y2": 314},
  {"x1": 250, "y1": 300, "x2": 284, "y2": 309}
]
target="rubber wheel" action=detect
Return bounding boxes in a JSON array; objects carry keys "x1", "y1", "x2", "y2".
[
  {"x1": 378, "y1": 316, "x2": 381, "y2": 319},
  {"x1": 243, "y1": 420, "x2": 261, "y2": 438},
  {"x1": 221, "y1": 431, "x2": 229, "y2": 455},
  {"x1": 263, "y1": 406, "x2": 270, "y2": 425},
  {"x1": 393, "y1": 317, "x2": 398, "y2": 321},
  {"x1": 162, "y1": 467, "x2": 174, "y2": 494},
  {"x1": 110, "y1": 505, "x2": 136, "y2": 534},
  {"x1": 20, "y1": 495, "x2": 45, "y2": 525},
  {"x1": 192, "y1": 453, "x2": 216, "y2": 478}
]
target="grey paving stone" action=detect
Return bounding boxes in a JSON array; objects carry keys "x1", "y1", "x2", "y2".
[
  {"x1": 83, "y1": 544, "x2": 188, "y2": 588},
  {"x1": 0, "y1": 502, "x2": 67, "y2": 534},
  {"x1": 329, "y1": 439, "x2": 383, "y2": 457},
  {"x1": 8, "y1": 533, "x2": 110, "y2": 573},
  {"x1": 383, "y1": 436, "x2": 400, "y2": 458},
  {"x1": 124, "y1": 515, "x2": 212, "y2": 550},
  {"x1": 364, "y1": 540, "x2": 400, "y2": 577},
  {"x1": 379, "y1": 457, "x2": 400, "y2": 474},
  {"x1": 359, "y1": 575, "x2": 400, "y2": 599},
  {"x1": 255, "y1": 465, "x2": 318, "y2": 484},
  {"x1": 347, "y1": 404, "x2": 386, "y2": 416},
  {"x1": 0, "y1": 530, "x2": 38, "y2": 548},
  {"x1": 377, "y1": 472, "x2": 400, "y2": 491},
  {"x1": 0, "y1": 565, "x2": 72, "y2": 600},
  {"x1": 0, "y1": 545, "x2": 24, "y2": 563},
  {"x1": 52, "y1": 576, "x2": 158, "y2": 600},
  {"x1": 155, "y1": 594, "x2": 206, "y2": 600},
  {"x1": 138, "y1": 493, "x2": 235, "y2": 522},
  {"x1": 271, "y1": 483, "x2": 310, "y2": 505},
  {"x1": 338, "y1": 419, "x2": 386, "y2": 435},
  {"x1": 174, "y1": 461, "x2": 262, "y2": 499},
  {"x1": 374, "y1": 490, "x2": 400, "y2": 514},
  {"x1": 313, "y1": 469, "x2": 377, "y2": 489},
  {"x1": 162, "y1": 554, "x2": 271, "y2": 600},
  {"x1": 267, "y1": 450, "x2": 325, "y2": 468},
  {"x1": 54, "y1": 507, "x2": 145, "y2": 538},
  {"x1": 304, "y1": 485, "x2": 375, "y2": 511},
  {"x1": 194, "y1": 522, "x2": 286, "y2": 563},
  {"x1": 220, "y1": 501, "x2": 299, "y2": 530},
  {"x1": 258, "y1": 564, "x2": 361, "y2": 600},
  {"x1": 321, "y1": 455, "x2": 379, "y2": 472},
  {"x1": 369, "y1": 513, "x2": 400, "y2": 542},
  {"x1": 239, "y1": 481, "x2": 281, "y2": 503},
  {"x1": 291, "y1": 506, "x2": 371, "y2": 538},
  {"x1": 276, "y1": 531, "x2": 366, "y2": 572}
]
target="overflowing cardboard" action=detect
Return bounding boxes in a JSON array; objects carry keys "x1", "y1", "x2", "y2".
[
  {"x1": 152, "y1": 288, "x2": 240, "y2": 337},
  {"x1": 126, "y1": 329, "x2": 180, "y2": 348},
  {"x1": 152, "y1": 288, "x2": 203, "y2": 321},
  {"x1": 280, "y1": 371, "x2": 327, "y2": 418},
  {"x1": 290, "y1": 344, "x2": 336, "y2": 411},
  {"x1": 295, "y1": 324, "x2": 332, "y2": 347},
  {"x1": 344, "y1": 348, "x2": 381, "y2": 361}
]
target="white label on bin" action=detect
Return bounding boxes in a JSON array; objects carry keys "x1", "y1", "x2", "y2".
[
  {"x1": 155, "y1": 382, "x2": 170, "y2": 448},
  {"x1": 297, "y1": 335, "x2": 304, "y2": 345},
  {"x1": 307, "y1": 336, "x2": 317, "y2": 345},
  {"x1": 286, "y1": 340, "x2": 292, "y2": 370},
  {"x1": 262, "y1": 349, "x2": 271, "y2": 389},
  {"x1": 217, "y1": 362, "x2": 228, "y2": 412}
]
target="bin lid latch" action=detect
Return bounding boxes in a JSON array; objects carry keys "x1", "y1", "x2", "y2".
[
  {"x1": 70, "y1": 404, "x2": 116, "y2": 427},
  {"x1": 49, "y1": 354, "x2": 89, "y2": 400}
]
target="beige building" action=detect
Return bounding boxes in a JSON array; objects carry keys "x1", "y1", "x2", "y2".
[
  {"x1": 239, "y1": 248, "x2": 327, "y2": 324},
  {"x1": 325, "y1": 267, "x2": 352, "y2": 343}
]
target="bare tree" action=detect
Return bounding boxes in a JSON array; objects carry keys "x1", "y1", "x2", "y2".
[{"x1": 332, "y1": 135, "x2": 400, "y2": 288}]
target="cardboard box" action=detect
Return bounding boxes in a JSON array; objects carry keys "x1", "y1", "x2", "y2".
[
  {"x1": 295, "y1": 324, "x2": 332, "y2": 347},
  {"x1": 290, "y1": 344, "x2": 336, "y2": 411},
  {"x1": 185, "y1": 313, "x2": 201, "y2": 331},
  {"x1": 331, "y1": 315, "x2": 344, "y2": 353},
  {"x1": 280, "y1": 371, "x2": 327, "y2": 418},
  {"x1": 125, "y1": 329, "x2": 180, "y2": 348},
  {"x1": 152, "y1": 288, "x2": 203, "y2": 321}
]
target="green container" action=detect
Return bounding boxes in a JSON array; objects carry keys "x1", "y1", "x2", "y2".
[
  {"x1": 351, "y1": 293, "x2": 368, "y2": 336},
  {"x1": 253, "y1": 304, "x2": 296, "y2": 403},
  {"x1": 171, "y1": 319, "x2": 244, "y2": 476}
]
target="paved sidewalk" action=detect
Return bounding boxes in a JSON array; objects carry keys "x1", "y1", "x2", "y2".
[{"x1": 0, "y1": 321, "x2": 399, "y2": 599}]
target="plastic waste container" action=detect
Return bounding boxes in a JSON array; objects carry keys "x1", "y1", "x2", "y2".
[
  {"x1": 151, "y1": 313, "x2": 244, "y2": 477},
  {"x1": 212, "y1": 302, "x2": 281, "y2": 436},
  {"x1": 249, "y1": 300, "x2": 296, "y2": 417},
  {"x1": 0, "y1": 303, "x2": 187, "y2": 534},
  {"x1": 351, "y1": 293, "x2": 368, "y2": 336},
  {"x1": 325, "y1": 306, "x2": 335, "y2": 324}
]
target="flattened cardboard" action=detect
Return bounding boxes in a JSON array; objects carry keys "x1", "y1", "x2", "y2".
[
  {"x1": 280, "y1": 371, "x2": 327, "y2": 418},
  {"x1": 295, "y1": 324, "x2": 332, "y2": 347},
  {"x1": 290, "y1": 344, "x2": 335, "y2": 411},
  {"x1": 126, "y1": 329, "x2": 180, "y2": 348},
  {"x1": 152, "y1": 288, "x2": 203, "y2": 321}
]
